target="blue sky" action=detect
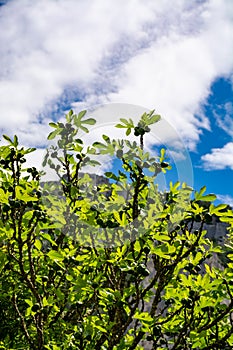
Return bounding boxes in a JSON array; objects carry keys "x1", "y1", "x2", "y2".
[{"x1": 0, "y1": 0, "x2": 233, "y2": 206}]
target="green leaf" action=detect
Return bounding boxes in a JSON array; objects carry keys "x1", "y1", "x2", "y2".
[
  {"x1": 47, "y1": 129, "x2": 61, "y2": 140},
  {"x1": 47, "y1": 250, "x2": 64, "y2": 261},
  {"x1": 195, "y1": 187, "x2": 216, "y2": 202},
  {"x1": 133, "y1": 311, "x2": 153, "y2": 324},
  {"x1": 105, "y1": 172, "x2": 118, "y2": 181},
  {"x1": 80, "y1": 125, "x2": 89, "y2": 133},
  {"x1": 42, "y1": 233, "x2": 57, "y2": 246},
  {"x1": 24, "y1": 147, "x2": 36, "y2": 154},
  {"x1": 82, "y1": 118, "x2": 96, "y2": 125},
  {"x1": 3, "y1": 134, "x2": 13, "y2": 144},
  {"x1": 25, "y1": 299, "x2": 33, "y2": 307},
  {"x1": 49, "y1": 122, "x2": 58, "y2": 128},
  {"x1": 78, "y1": 110, "x2": 87, "y2": 119},
  {"x1": 68, "y1": 109, "x2": 74, "y2": 117},
  {"x1": 120, "y1": 118, "x2": 129, "y2": 125},
  {"x1": 149, "y1": 114, "x2": 161, "y2": 124},
  {"x1": 220, "y1": 216, "x2": 233, "y2": 223},
  {"x1": 0, "y1": 251, "x2": 7, "y2": 273},
  {"x1": 42, "y1": 296, "x2": 49, "y2": 307},
  {"x1": 199, "y1": 194, "x2": 216, "y2": 202},
  {"x1": 199, "y1": 186, "x2": 207, "y2": 196},
  {"x1": 209, "y1": 203, "x2": 227, "y2": 215},
  {"x1": 93, "y1": 323, "x2": 107, "y2": 333},
  {"x1": 102, "y1": 134, "x2": 110, "y2": 143},
  {"x1": 115, "y1": 123, "x2": 126, "y2": 128},
  {"x1": 0, "y1": 188, "x2": 8, "y2": 204},
  {"x1": 152, "y1": 245, "x2": 170, "y2": 259},
  {"x1": 34, "y1": 239, "x2": 42, "y2": 251},
  {"x1": 13, "y1": 135, "x2": 18, "y2": 147},
  {"x1": 15, "y1": 186, "x2": 38, "y2": 202},
  {"x1": 75, "y1": 138, "x2": 83, "y2": 144},
  {"x1": 93, "y1": 142, "x2": 105, "y2": 148},
  {"x1": 159, "y1": 148, "x2": 166, "y2": 162}
]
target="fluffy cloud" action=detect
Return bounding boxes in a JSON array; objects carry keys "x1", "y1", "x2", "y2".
[
  {"x1": 74, "y1": 0, "x2": 233, "y2": 150},
  {"x1": 0, "y1": 0, "x2": 233, "y2": 152},
  {"x1": 89, "y1": 0, "x2": 233, "y2": 150},
  {"x1": 214, "y1": 102, "x2": 233, "y2": 138},
  {"x1": 201, "y1": 142, "x2": 233, "y2": 170},
  {"x1": 0, "y1": 0, "x2": 154, "y2": 130},
  {"x1": 217, "y1": 194, "x2": 233, "y2": 208}
]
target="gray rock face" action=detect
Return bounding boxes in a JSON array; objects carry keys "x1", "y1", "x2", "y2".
[
  {"x1": 193, "y1": 216, "x2": 229, "y2": 244},
  {"x1": 139, "y1": 220, "x2": 229, "y2": 350}
]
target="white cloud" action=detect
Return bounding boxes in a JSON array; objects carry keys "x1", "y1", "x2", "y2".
[
  {"x1": 201, "y1": 142, "x2": 233, "y2": 170},
  {"x1": 217, "y1": 194, "x2": 233, "y2": 207},
  {"x1": 214, "y1": 102, "x2": 233, "y2": 138},
  {"x1": 89, "y1": 0, "x2": 233, "y2": 151},
  {"x1": 73, "y1": 0, "x2": 233, "y2": 151},
  {"x1": 0, "y1": 0, "x2": 154, "y2": 132},
  {"x1": 0, "y1": 0, "x2": 232, "y2": 153}
]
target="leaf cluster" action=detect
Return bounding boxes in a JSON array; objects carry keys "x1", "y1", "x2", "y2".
[{"x1": 0, "y1": 110, "x2": 233, "y2": 349}]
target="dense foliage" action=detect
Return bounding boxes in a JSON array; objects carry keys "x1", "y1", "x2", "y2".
[{"x1": 0, "y1": 110, "x2": 233, "y2": 349}]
